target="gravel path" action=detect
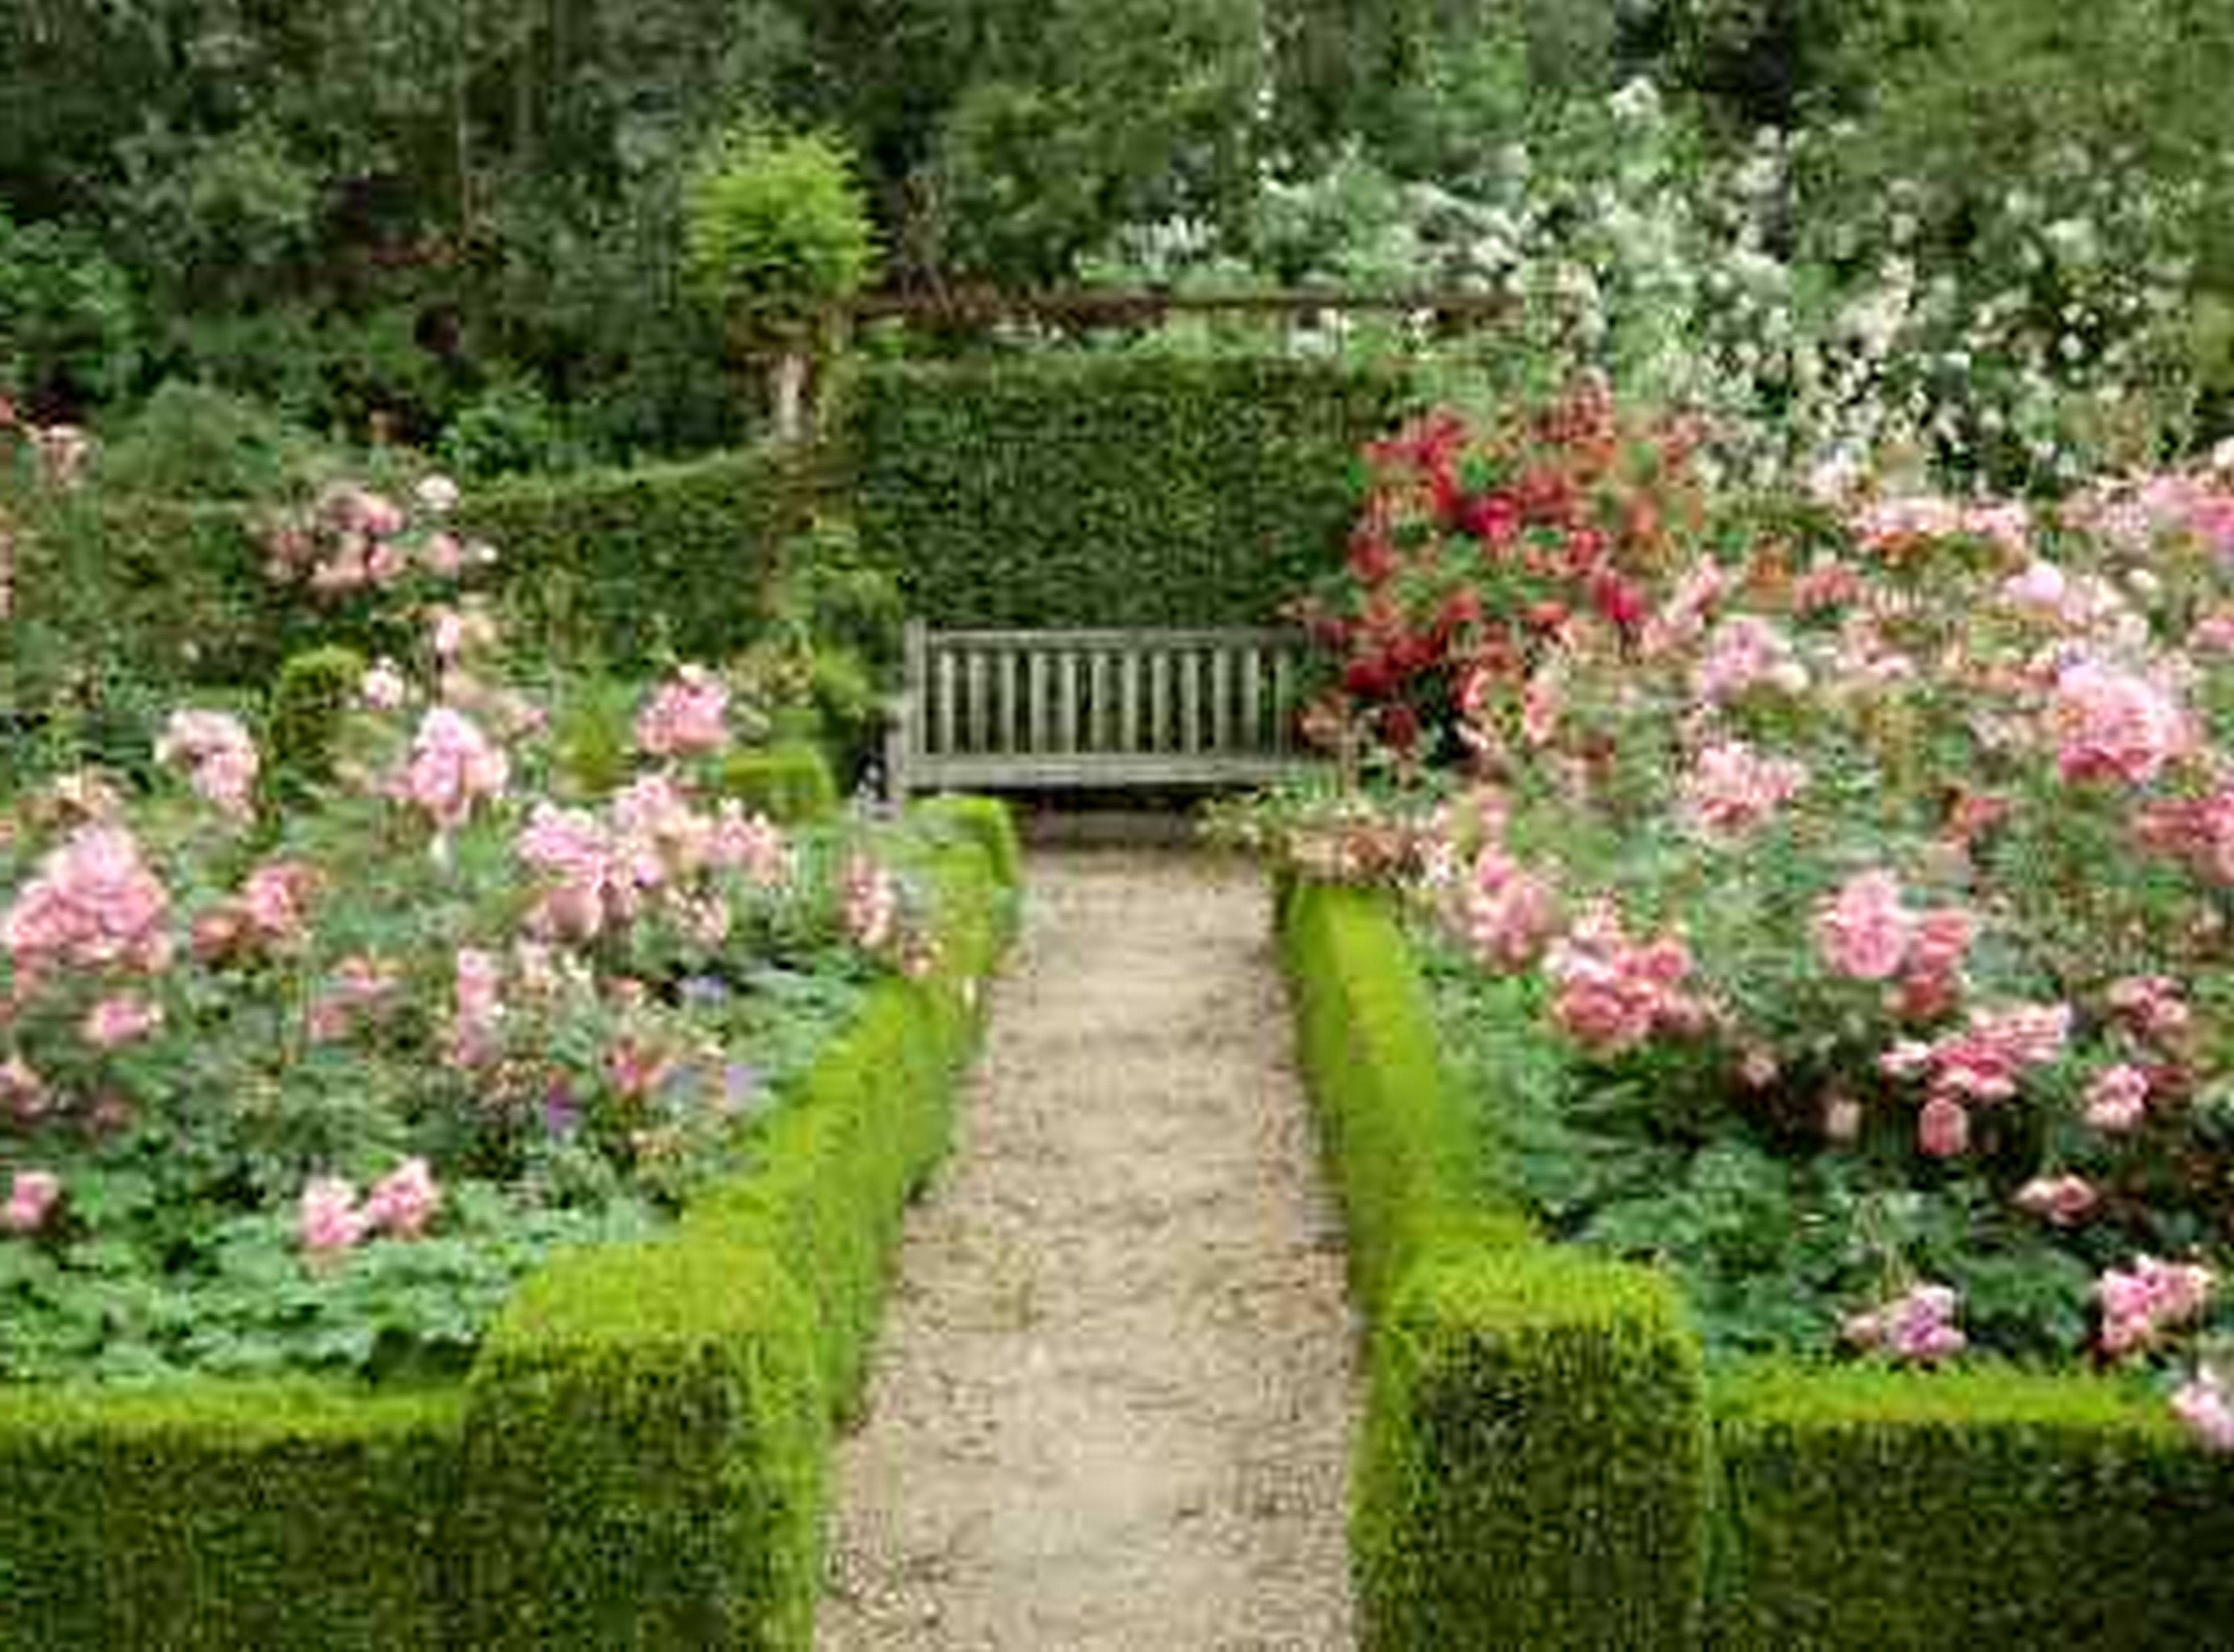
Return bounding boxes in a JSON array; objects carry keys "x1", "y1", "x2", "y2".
[{"x1": 817, "y1": 849, "x2": 1359, "y2": 1652}]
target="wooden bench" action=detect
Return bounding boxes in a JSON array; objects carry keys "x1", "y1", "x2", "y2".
[{"x1": 884, "y1": 622, "x2": 1321, "y2": 797}]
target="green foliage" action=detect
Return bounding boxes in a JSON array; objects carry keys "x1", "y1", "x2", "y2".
[
  {"x1": 1358, "y1": 1244, "x2": 1708, "y2": 1650},
  {"x1": 92, "y1": 380, "x2": 336, "y2": 502},
  {"x1": 909, "y1": 794, "x2": 1026, "y2": 895},
  {"x1": 0, "y1": 1381, "x2": 464, "y2": 1649},
  {"x1": 714, "y1": 744, "x2": 842, "y2": 824},
  {"x1": 0, "y1": 207, "x2": 140, "y2": 413},
  {"x1": 844, "y1": 355, "x2": 1414, "y2": 627},
  {"x1": 923, "y1": 0, "x2": 1268, "y2": 282},
  {"x1": 457, "y1": 820, "x2": 1009, "y2": 1645},
  {"x1": 438, "y1": 378, "x2": 583, "y2": 481},
  {"x1": 1710, "y1": 1361, "x2": 2234, "y2": 1647},
  {"x1": 267, "y1": 645, "x2": 369, "y2": 790},
  {"x1": 458, "y1": 446, "x2": 818, "y2": 670},
  {"x1": 1287, "y1": 874, "x2": 2234, "y2": 1643},
  {"x1": 459, "y1": 1236, "x2": 827, "y2": 1651},
  {"x1": 682, "y1": 126, "x2": 878, "y2": 341},
  {"x1": 1280, "y1": 879, "x2": 1533, "y2": 1312}
]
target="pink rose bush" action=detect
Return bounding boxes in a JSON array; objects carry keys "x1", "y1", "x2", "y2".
[
  {"x1": 0, "y1": 590, "x2": 941, "y2": 1383},
  {"x1": 1251, "y1": 395, "x2": 2234, "y2": 1446}
]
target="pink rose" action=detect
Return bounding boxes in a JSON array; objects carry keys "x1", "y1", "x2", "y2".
[
  {"x1": 363, "y1": 1158, "x2": 441, "y2": 1239},
  {"x1": 298, "y1": 1177, "x2": 365, "y2": 1259},
  {"x1": 4, "y1": 1170, "x2": 61, "y2": 1235}
]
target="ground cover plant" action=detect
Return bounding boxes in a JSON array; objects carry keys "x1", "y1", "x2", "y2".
[
  {"x1": 0, "y1": 474, "x2": 944, "y2": 1387},
  {"x1": 1232, "y1": 383, "x2": 2234, "y2": 1448}
]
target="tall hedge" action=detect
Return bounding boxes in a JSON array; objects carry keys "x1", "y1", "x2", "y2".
[
  {"x1": 3, "y1": 445, "x2": 815, "y2": 725},
  {"x1": 843, "y1": 356, "x2": 1415, "y2": 627},
  {"x1": 457, "y1": 446, "x2": 816, "y2": 668}
]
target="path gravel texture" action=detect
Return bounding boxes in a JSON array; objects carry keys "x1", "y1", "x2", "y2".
[{"x1": 817, "y1": 848, "x2": 1360, "y2": 1652}]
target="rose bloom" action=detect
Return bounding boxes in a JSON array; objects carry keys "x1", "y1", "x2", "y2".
[
  {"x1": 1814, "y1": 870, "x2": 1913, "y2": 983},
  {"x1": 3, "y1": 1169, "x2": 61, "y2": 1235}
]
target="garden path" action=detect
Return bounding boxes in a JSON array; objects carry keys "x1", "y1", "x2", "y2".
[{"x1": 817, "y1": 848, "x2": 1359, "y2": 1652}]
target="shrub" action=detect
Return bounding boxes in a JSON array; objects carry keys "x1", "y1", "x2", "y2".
[
  {"x1": 714, "y1": 743, "x2": 841, "y2": 824},
  {"x1": 458, "y1": 446, "x2": 817, "y2": 670},
  {"x1": 1711, "y1": 1361, "x2": 2234, "y2": 1648},
  {"x1": 266, "y1": 643, "x2": 367, "y2": 789},
  {"x1": 0, "y1": 1381, "x2": 463, "y2": 1649},
  {"x1": 458, "y1": 1236, "x2": 826, "y2": 1652},
  {"x1": 842, "y1": 354, "x2": 1414, "y2": 627}
]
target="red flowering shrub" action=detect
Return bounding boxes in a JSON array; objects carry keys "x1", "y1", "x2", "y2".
[{"x1": 1290, "y1": 379, "x2": 1709, "y2": 764}]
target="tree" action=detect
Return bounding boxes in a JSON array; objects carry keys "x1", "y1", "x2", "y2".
[{"x1": 681, "y1": 125, "x2": 877, "y2": 440}]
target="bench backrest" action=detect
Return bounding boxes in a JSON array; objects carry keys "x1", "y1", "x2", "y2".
[{"x1": 886, "y1": 622, "x2": 1320, "y2": 794}]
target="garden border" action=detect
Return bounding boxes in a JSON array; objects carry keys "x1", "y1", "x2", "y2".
[
  {"x1": 0, "y1": 798, "x2": 1021, "y2": 1651},
  {"x1": 1276, "y1": 876, "x2": 2234, "y2": 1650}
]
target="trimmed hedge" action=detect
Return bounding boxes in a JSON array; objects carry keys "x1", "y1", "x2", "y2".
[
  {"x1": 0, "y1": 1382, "x2": 464, "y2": 1650},
  {"x1": 1281, "y1": 877, "x2": 2234, "y2": 1649},
  {"x1": 1279, "y1": 880, "x2": 1704, "y2": 1649},
  {"x1": 4, "y1": 446, "x2": 815, "y2": 714},
  {"x1": 0, "y1": 806, "x2": 1021, "y2": 1650},
  {"x1": 842, "y1": 355, "x2": 1415, "y2": 627},
  {"x1": 1710, "y1": 1362, "x2": 2234, "y2": 1649},
  {"x1": 456, "y1": 447, "x2": 817, "y2": 670}
]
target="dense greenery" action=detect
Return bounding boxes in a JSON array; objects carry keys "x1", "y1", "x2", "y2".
[{"x1": 9, "y1": 1, "x2": 2232, "y2": 482}]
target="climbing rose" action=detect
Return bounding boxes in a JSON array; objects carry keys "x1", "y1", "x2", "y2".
[
  {"x1": 239, "y1": 861, "x2": 317, "y2": 945},
  {"x1": 2097, "y1": 1257, "x2": 2214, "y2": 1357},
  {"x1": 517, "y1": 803, "x2": 618, "y2": 941},
  {"x1": 708, "y1": 803, "x2": 789, "y2": 888},
  {"x1": 2084, "y1": 1064, "x2": 2151, "y2": 1132},
  {"x1": 1692, "y1": 616, "x2": 1808, "y2": 704},
  {"x1": 2173, "y1": 1371, "x2": 2234, "y2": 1451},
  {"x1": 359, "y1": 658, "x2": 409, "y2": 711},
  {"x1": 4, "y1": 1170, "x2": 61, "y2": 1235},
  {"x1": 448, "y1": 948, "x2": 505, "y2": 1069},
  {"x1": 1544, "y1": 903, "x2": 1703, "y2": 1057},
  {"x1": 1678, "y1": 740, "x2": 1808, "y2": 841},
  {"x1": 1458, "y1": 846, "x2": 1558, "y2": 973},
  {"x1": 81, "y1": 992, "x2": 163, "y2": 1049},
  {"x1": 1917, "y1": 1096, "x2": 1970, "y2": 1158},
  {"x1": 2015, "y1": 1174, "x2": 2099, "y2": 1226},
  {"x1": 2049, "y1": 657, "x2": 2190, "y2": 787},
  {"x1": 155, "y1": 710, "x2": 260, "y2": 817},
  {"x1": 1, "y1": 824, "x2": 173, "y2": 990}
]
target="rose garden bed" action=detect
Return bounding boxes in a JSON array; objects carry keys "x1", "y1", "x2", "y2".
[
  {"x1": 1280, "y1": 878, "x2": 2234, "y2": 1649},
  {"x1": 0, "y1": 465, "x2": 1021, "y2": 1646},
  {"x1": 1249, "y1": 386, "x2": 2234, "y2": 1647}
]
